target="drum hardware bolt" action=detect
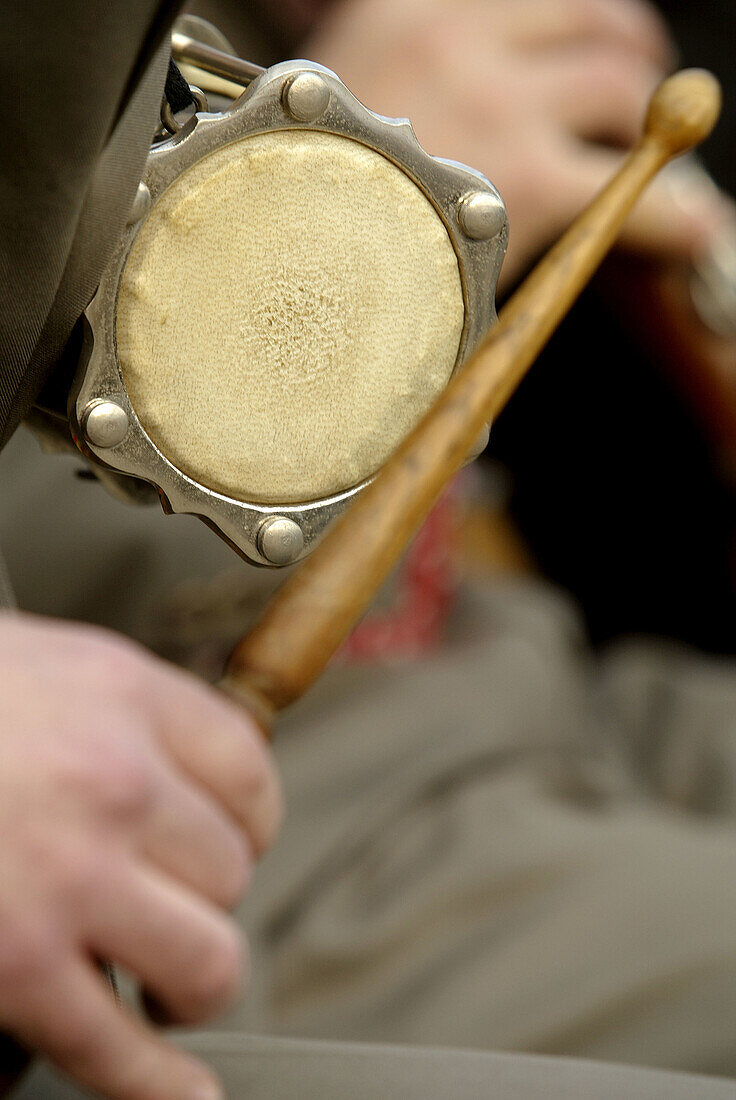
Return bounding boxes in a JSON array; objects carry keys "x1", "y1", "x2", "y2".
[
  {"x1": 257, "y1": 516, "x2": 305, "y2": 565},
  {"x1": 83, "y1": 400, "x2": 130, "y2": 449},
  {"x1": 457, "y1": 191, "x2": 506, "y2": 240},
  {"x1": 127, "y1": 181, "x2": 151, "y2": 225},
  {"x1": 283, "y1": 72, "x2": 331, "y2": 122}
]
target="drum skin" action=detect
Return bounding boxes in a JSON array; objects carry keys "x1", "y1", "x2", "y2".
[{"x1": 117, "y1": 129, "x2": 464, "y2": 504}]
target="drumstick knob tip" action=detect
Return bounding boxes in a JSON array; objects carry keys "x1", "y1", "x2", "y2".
[{"x1": 645, "y1": 69, "x2": 722, "y2": 157}]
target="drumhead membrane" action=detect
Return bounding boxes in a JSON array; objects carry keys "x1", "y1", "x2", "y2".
[{"x1": 117, "y1": 129, "x2": 464, "y2": 504}]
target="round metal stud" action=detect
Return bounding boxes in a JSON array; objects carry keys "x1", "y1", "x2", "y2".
[
  {"x1": 127, "y1": 182, "x2": 151, "y2": 225},
  {"x1": 457, "y1": 191, "x2": 506, "y2": 241},
  {"x1": 257, "y1": 516, "x2": 305, "y2": 565},
  {"x1": 83, "y1": 400, "x2": 129, "y2": 449},
  {"x1": 283, "y1": 72, "x2": 331, "y2": 122}
]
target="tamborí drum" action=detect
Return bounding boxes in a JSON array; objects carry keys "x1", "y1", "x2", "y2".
[{"x1": 70, "y1": 57, "x2": 507, "y2": 564}]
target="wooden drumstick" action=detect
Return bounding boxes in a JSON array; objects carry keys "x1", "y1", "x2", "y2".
[{"x1": 224, "y1": 69, "x2": 722, "y2": 728}]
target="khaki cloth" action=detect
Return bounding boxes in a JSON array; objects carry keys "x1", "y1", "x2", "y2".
[
  {"x1": 3, "y1": 428, "x2": 736, "y2": 1081},
  {"x1": 12, "y1": 1035, "x2": 736, "y2": 1099},
  {"x1": 232, "y1": 589, "x2": 736, "y2": 1075}
]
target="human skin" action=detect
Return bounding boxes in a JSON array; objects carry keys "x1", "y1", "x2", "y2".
[
  {"x1": 0, "y1": 613, "x2": 282, "y2": 1100},
  {"x1": 302, "y1": 0, "x2": 733, "y2": 289}
]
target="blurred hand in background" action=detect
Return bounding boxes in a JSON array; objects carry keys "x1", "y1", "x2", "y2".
[{"x1": 303, "y1": 0, "x2": 732, "y2": 288}]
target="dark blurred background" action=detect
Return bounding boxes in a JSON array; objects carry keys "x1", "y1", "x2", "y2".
[{"x1": 489, "y1": 0, "x2": 736, "y2": 653}]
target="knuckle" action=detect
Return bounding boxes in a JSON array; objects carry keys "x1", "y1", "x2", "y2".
[
  {"x1": 31, "y1": 828, "x2": 109, "y2": 909},
  {"x1": 99, "y1": 641, "x2": 150, "y2": 698},
  {"x1": 230, "y1": 748, "x2": 269, "y2": 805},
  {"x1": 95, "y1": 753, "x2": 154, "y2": 821},
  {"x1": 592, "y1": 52, "x2": 655, "y2": 103},
  {"x1": 117, "y1": 642, "x2": 157, "y2": 684},
  {"x1": 56, "y1": 743, "x2": 154, "y2": 822},
  {"x1": 52, "y1": 1018, "x2": 103, "y2": 1077},
  {"x1": 230, "y1": 743, "x2": 283, "y2": 854},
  {"x1": 24, "y1": 827, "x2": 101, "y2": 901},
  {"x1": 0, "y1": 919, "x2": 59, "y2": 992},
  {"x1": 188, "y1": 924, "x2": 246, "y2": 1015},
  {"x1": 588, "y1": 53, "x2": 629, "y2": 94},
  {"x1": 218, "y1": 838, "x2": 252, "y2": 910},
  {"x1": 223, "y1": 726, "x2": 271, "y2": 804},
  {"x1": 54, "y1": 748, "x2": 105, "y2": 800},
  {"x1": 62, "y1": 841, "x2": 115, "y2": 906},
  {"x1": 77, "y1": 630, "x2": 157, "y2": 704},
  {"x1": 589, "y1": 59, "x2": 653, "y2": 122}
]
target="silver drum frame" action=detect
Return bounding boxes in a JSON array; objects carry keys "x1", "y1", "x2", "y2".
[{"x1": 70, "y1": 59, "x2": 508, "y2": 566}]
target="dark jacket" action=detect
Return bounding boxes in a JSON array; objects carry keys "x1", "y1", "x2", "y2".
[{"x1": 0, "y1": 1, "x2": 179, "y2": 449}]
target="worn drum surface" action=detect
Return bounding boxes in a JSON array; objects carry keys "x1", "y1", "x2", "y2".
[
  {"x1": 117, "y1": 130, "x2": 464, "y2": 503},
  {"x1": 73, "y1": 60, "x2": 507, "y2": 564}
]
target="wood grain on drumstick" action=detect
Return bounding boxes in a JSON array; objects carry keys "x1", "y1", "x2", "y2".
[{"x1": 224, "y1": 70, "x2": 722, "y2": 726}]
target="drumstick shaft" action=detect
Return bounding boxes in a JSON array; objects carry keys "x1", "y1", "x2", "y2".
[{"x1": 224, "y1": 70, "x2": 722, "y2": 724}]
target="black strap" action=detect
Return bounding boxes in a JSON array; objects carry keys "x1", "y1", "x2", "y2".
[{"x1": 164, "y1": 56, "x2": 193, "y2": 113}]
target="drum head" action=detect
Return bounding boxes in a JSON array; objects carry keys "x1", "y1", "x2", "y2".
[{"x1": 116, "y1": 129, "x2": 464, "y2": 504}]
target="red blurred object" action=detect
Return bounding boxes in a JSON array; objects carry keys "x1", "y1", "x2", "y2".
[{"x1": 340, "y1": 484, "x2": 459, "y2": 663}]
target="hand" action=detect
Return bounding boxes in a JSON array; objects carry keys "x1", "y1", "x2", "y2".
[
  {"x1": 0, "y1": 613, "x2": 282, "y2": 1100},
  {"x1": 304, "y1": 0, "x2": 732, "y2": 288}
]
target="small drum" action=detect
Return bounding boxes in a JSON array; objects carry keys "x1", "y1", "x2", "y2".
[{"x1": 70, "y1": 48, "x2": 507, "y2": 565}]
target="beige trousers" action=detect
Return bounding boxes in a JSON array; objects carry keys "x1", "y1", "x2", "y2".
[
  {"x1": 3, "y1": 429, "x2": 736, "y2": 1081},
  {"x1": 223, "y1": 584, "x2": 736, "y2": 1077},
  {"x1": 11, "y1": 1035, "x2": 736, "y2": 1099}
]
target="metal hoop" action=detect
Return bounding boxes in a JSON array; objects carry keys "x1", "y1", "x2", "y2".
[
  {"x1": 160, "y1": 85, "x2": 208, "y2": 134},
  {"x1": 75, "y1": 59, "x2": 507, "y2": 567}
]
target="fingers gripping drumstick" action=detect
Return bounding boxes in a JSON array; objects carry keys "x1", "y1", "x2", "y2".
[{"x1": 224, "y1": 70, "x2": 722, "y2": 725}]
